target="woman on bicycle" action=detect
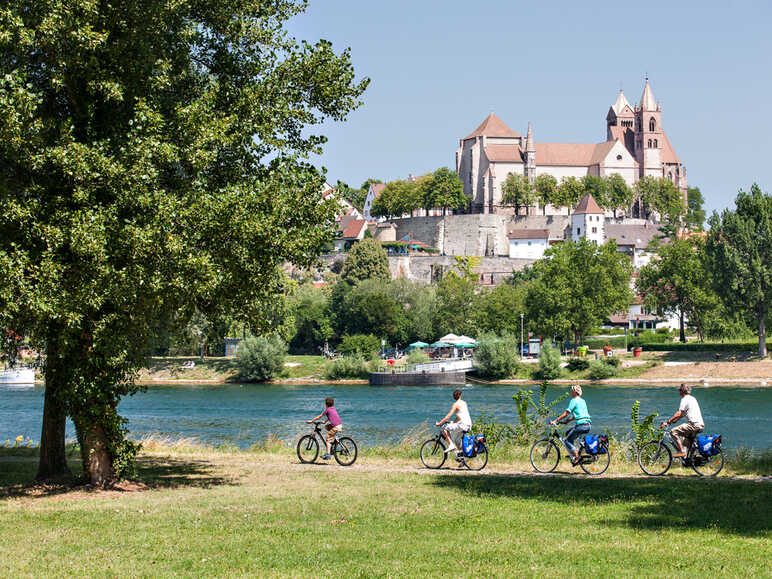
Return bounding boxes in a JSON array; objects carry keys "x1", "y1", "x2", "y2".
[{"x1": 550, "y1": 384, "x2": 591, "y2": 465}]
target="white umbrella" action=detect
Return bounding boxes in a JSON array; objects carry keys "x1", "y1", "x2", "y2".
[
  {"x1": 457, "y1": 335, "x2": 477, "y2": 344},
  {"x1": 439, "y1": 333, "x2": 461, "y2": 344}
]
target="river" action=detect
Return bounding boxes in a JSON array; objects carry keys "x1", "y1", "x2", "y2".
[{"x1": 1, "y1": 383, "x2": 770, "y2": 451}]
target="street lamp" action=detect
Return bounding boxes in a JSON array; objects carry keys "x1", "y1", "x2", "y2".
[{"x1": 520, "y1": 313, "x2": 524, "y2": 357}]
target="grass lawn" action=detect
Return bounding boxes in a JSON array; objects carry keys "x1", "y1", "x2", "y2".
[{"x1": 1, "y1": 445, "x2": 769, "y2": 577}]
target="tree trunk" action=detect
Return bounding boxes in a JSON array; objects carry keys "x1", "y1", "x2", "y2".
[
  {"x1": 679, "y1": 308, "x2": 686, "y2": 343},
  {"x1": 758, "y1": 313, "x2": 767, "y2": 357},
  {"x1": 73, "y1": 417, "x2": 115, "y2": 487},
  {"x1": 37, "y1": 339, "x2": 71, "y2": 481}
]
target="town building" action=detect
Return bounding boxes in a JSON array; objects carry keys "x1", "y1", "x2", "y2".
[{"x1": 456, "y1": 79, "x2": 686, "y2": 215}]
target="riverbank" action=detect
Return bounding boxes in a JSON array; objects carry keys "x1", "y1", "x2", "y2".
[{"x1": 0, "y1": 444, "x2": 769, "y2": 576}]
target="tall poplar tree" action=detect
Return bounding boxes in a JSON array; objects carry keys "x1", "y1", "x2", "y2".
[{"x1": 0, "y1": 1, "x2": 368, "y2": 484}]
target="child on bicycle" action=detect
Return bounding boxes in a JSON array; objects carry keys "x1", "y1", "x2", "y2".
[
  {"x1": 551, "y1": 384, "x2": 591, "y2": 466},
  {"x1": 307, "y1": 397, "x2": 343, "y2": 460}
]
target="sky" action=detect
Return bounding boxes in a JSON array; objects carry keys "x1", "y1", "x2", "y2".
[{"x1": 287, "y1": 0, "x2": 772, "y2": 214}]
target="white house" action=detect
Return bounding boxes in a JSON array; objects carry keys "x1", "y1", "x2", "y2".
[
  {"x1": 571, "y1": 193, "x2": 605, "y2": 244},
  {"x1": 507, "y1": 229, "x2": 550, "y2": 259},
  {"x1": 363, "y1": 183, "x2": 386, "y2": 221},
  {"x1": 334, "y1": 217, "x2": 367, "y2": 252}
]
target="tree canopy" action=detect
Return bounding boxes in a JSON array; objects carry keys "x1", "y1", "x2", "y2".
[
  {"x1": 501, "y1": 173, "x2": 535, "y2": 215},
  {"x1": 0, "y1": 0, "x2": 367, "y2": 484},
  {"x1": 685, "y1": 186, "x2": 706, "y2": 231},
  {"x1": 341, "y1": 238, "x2": 390, "y2": 285}
]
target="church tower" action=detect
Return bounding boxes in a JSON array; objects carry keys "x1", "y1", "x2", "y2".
[
  {"x1": 634, "y1": 78, "x2": 662, "y2": 178},
  {"x1": 524, "y1": 122, "x2": 536, "y2": 184}
]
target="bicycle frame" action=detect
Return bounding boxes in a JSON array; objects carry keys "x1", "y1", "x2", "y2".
[{"x1": 309, "y1": 421, "x2": 341, "y2": 451}]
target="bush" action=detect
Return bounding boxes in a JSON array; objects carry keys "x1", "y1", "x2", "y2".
[
  {"x1": 406, "y1": 349, "x2": 430, "y2": 365},
  {"x1": 471, "y1": 412, "x2": 518, "y2": 449},
  {"x1": 474, "y1": 333, "x2": 520, "y2": 380},
  {"x1": 639, "y1": 341, "x2": 772, "y2": 352},
  {"x1": 339, "y1": 334, "x2": 381, "y2": 357},
  {"x1": 324, "y1": 355, "x2": 370, "y2": 380},
  {"x1": 236, "y1": 335, "x2": 288, "y2": 382},
  {"x1": 603, "y1": 356, "x2": 620, "y2": 367},
  {"x1": 588, "y1": 360, "x2": 616, "y2": 381},
  {"x1": 535, "y1": 344, "x2": 562, "y2": 380},
  {"x1": 566, "y1": 357, "x2": 590, "y2": 372}
]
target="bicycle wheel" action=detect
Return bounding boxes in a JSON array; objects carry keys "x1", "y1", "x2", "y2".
[
  {"x1": 692, "y1": 449, "x2": 724, "y2": 477},
  {"x1": 530, "y1": 439, "x2": 560, "y2": 473},
  {"x1": 637, "y1": 441, "x2": 672, "y2": 476},
  {"x1": 333, "y1": 437, "x2": 358, "y2": 466},
  {"x1": 580, "y1": 448, "x2": 611, "y2": 475},
  {"x1": 296, "y1": 434, "x2": 319, "y2": 464},
  {"x1": 420, "y1": 438, "x2": 447, "y2": 469},
  {"x1": 464, "y1": 444, "x2": 488, "y2": 471}
]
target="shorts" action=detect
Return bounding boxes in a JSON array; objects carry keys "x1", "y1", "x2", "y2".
[
  {"x1": 442, "y1": 422, "x2": 470, "y2": 446},
  {"x1": 671, "y1": 423, "x2": 703, "y2": 448},
  {"x1": 325, "y1": 423, "x2": 342, "y2": 444}
]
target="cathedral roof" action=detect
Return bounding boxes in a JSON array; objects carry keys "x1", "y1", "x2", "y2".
[
  {"x1": 573, "y1": 193, "x2": 603, "y2": 215},
  {"x1": 534, "y1": 143, "x2": 598, "y2": 166},
  {"x1": 589, "y1": 141, "x2": 618, "y2": 165},
  {"x1": 660, "y1": 132, "x2": 681, "y2": 164},
  {"x1": 640, "y1": 79, "x2": 657, "y2": 111},
  {"x1": 612, "y1": 90, "x2": 632, "y2": 115},
  {"x1": 464, "y1": 113, "x2": 522, "y2": 140},
  {"x1": 608, "y1": 125, "x2": 636, "y2": 156},
  {"x1": 484, "y1": 145, "x2": 523, "y2": 163}
]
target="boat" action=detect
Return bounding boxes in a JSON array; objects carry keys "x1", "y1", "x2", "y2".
[
  {"x1": 369, "y1": 359, "x2": 473, "y2": 386},
  {"x1": 0, "y1": 366, "x2": 36, "y2": 384}
]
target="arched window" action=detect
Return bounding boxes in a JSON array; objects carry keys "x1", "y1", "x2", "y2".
[
  {"x1": 649, "y1": 117, "x2": 656, "y2": 131},
  {"x1": 654, "y1": 139, "x2": 658, "y2": 148},
  {"x1": 648, "y1": 139, "x2": 652, "y2": 148}
]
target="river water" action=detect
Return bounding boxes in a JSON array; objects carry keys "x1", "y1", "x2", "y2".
[{"x1": 1, "y1": 383, "x2": 770, "y2": 451}]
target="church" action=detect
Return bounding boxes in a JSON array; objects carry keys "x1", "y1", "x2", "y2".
[{"x1": 456, "y1": 79, "x2": 686, "y2": 215}]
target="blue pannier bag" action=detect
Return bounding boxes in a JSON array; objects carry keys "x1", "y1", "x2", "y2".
[
  {"x1": 584, "y1": 434, "x2": 600, "y2": 454},
  {"x1": 473, "y1": 434, "x2": 485, "y2": 454},
  {"x1": 697, "y1": 434, "x2": 721, "y2": 457},
  {"x1": 462, "y1": 435, "x2": 475, "y2": 457}
]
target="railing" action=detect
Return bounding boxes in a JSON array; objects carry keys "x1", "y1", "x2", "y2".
[{"x1": 375, "y1": 359, "x2": 475, "y2": 374}]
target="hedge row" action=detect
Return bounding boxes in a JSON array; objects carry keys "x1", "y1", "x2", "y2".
[{"x1": 640, "y1": 342, "x2": 769, "y2": 352}]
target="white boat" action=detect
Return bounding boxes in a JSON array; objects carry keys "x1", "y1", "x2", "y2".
[{"x1": 0, "y1": 366, "x2": 36, "y2": 384}]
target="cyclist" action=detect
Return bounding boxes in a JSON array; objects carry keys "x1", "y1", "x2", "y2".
[
  {"x1": 550, "y1": 384, "x2": 591, "y2": 465},
  {"x1": 660, "y1": 383, "x2": 704, "y2": 458},
  {"x1": 307, "y1": 397, "x2": 343, "y2": 460},
  {"x1": 435, "y1": 389, "x2": 471, "y2": 454}
]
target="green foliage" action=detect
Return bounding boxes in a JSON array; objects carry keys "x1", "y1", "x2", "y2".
[
  {"x1": 474, "y1": 333, "x2": 520, "y2": 380},
  {"x1": 533, "y1": 174, "x2": 558, "y2": 214},
  {"x1": 287, "y1": 284, "x2": 333, "y2": 354},
  {"x1": 474, "y1": 283, "x2": 529, "y2": 335},
  {"x1": 686, "y1": 186, "x2": 706, "y2": 231},
  {"x1": 501, "y1": 173, "x2": 535, "y2": 214},
  {"x1": 471, "y1": 412, "x2": 517, "y2": 449},
  {"x1": 588, "y1": 360, "x2": 616, "y2": 381},
  {"x1": 406, "y1": 349, "x2": 430, "y2": 365},
  {"x1": 635, "y1": 176, "x2": 685, "y2": 237},
  {"x1": 236, "y1": 336, "x2": 288, "y2": 382},
  {"x1": 422, "y1": 167, "x2": 466, "y2": 211},
  {"x1": 371, "y1": 178, "x2": 422, "y2": 217},
  {"x1": 530, "y1": 381, "x2": 570, "y2": 422},
  {"x1": 606, "y1": 173, "x2": 635, "y2": 216},
  {"x1": 566, "y1": 357, "x2": 590, "y2": 372},
  {"x1": 339, "y1": 334, "x2": 381, "y2": 357},
  {"x1": 581, "y1": 175, "x2": 610, "y2": 207},
  {"x1": 341, "y1": 238, "x2": 391, "y2": 284},
  {"x1": 525, "y1": 239, "x2": 633, "y2": 345},
  {"x1": 434, "y1": 272, "x2": 478, "y2": 337},
  {"x1": 336, "y1": 180, "x2": 366, "y2": 211},
  {"x1": 512, "y1": 389, "x2": 535, "y2": 435},
  {"x1": 323, "y1": 355, "x2": 370, "y2": 380},
  {"x1": 535, "y1": 345, "x2": 563, "y2": 380},
  {"x1": 0, "y1": 0, "x2": 368, "y2": 483},
  {"x1": 631, "y1": 400, "x2": 660, "y2": 448},
  {"x1": 556, "y1": 176, "x2": 584, "y2": 208},
  {"x1": 603, "y1": 356, "x2": 620, "y2": 368},
  {"x1": 706, "y1": 184, "x2": 772, "y2": 356}
]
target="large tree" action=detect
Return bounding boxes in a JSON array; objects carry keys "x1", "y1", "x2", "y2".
[
  {"x1": 533, "y1": 174, "x2": 558, "y2": 215},
  {"x1": 501, "y1": 173, "x2": 535, "y2": 215},
  {"x1": 371, "y1": 178, "x2": 421, "y2": 218},
  {"x1": 706, "y1": 184, "x2": 772, "y2": 356},
  {"x1": 685, "y1": 186, "x2": 706, "y2": 231},
  {"x1": 606, "y1": 173, "x2": 635, "y2": 218},
  {"x1": 637, "y1": 238, "x2": 720, "y2": 342},
  {"x1": 635, "y1": 176, "x2": 685, "y2": 236},
  {"x1": 422, "y1": 167, "x2": 466, "y2": 214},
  {"x1": 340, "y1": 238, "x2": 390, "y2": 285},
  {"x1": 0, "y1": 0, "x2": 367, "y2": 484},
  {"x1": 525, "y1": 239, "x2": 632, "y2": 345}
]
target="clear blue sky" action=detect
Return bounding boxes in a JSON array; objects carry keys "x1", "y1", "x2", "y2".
[{"x1": 288, "y1": 0, "x2": 771, "y2": 214}]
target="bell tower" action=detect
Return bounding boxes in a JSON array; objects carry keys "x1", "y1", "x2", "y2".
[{"x1": 634, "y1": 78, "x2": 662, "y2": 178}]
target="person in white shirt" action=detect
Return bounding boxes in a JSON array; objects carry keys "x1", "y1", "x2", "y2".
[
  {"x1": 661, "y1": 383, "x2": 704, "y2": 458},
  {"x1": 435, "y1": 389, "x2": 472, "y2": 454}
]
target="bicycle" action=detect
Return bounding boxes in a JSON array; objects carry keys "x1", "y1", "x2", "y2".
[
  {"x1": 637, "y1": 427, "x2": 723, "y2": 477},
  {"x1": 529, "y1": 423, "x2": 610, "y2": 475},
  {"x1": 296, "y1": 421, "x2": 358, "y2": 466},
  {"x1": 419, "y1": 429, "x2": 488, "y2": 471}
]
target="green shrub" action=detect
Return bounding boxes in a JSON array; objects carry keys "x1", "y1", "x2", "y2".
[
  {"x1": 474, "y1": 332, "x2": 520, "y2": 379},
  {"x1": 640, "y1": 341, "x2": 772, "y2": 352},
  {"x1": 588, "y1": 360, "x2": 616, "y2": 381},
  {"x1": 324, "y1": 355, "x2": 370, "y2": 380},
  {"x1": 566, "y1": 357, "x2": 590, "y2": 372},
  {"x1": 471, "y1": 412, "x2": 518, "y2": 449},
  {"x1": 535, "y1": 344, "x2": 562, "y2": 380},
  {"x1": 339, "y1": 334, "x2": 381, "y2": 357},
  {"x1": 406, "y1": 349, "x2": 430, "y2": 365},
  {"x1": 236, "y1": 335, "x2": 288, "y2": 382},
  {"x1": 602, "y1": 356, "x2": 620, "y2": 367},
  {"x1": 631, "y1": 400, "x2": 660, "y2": 449}
]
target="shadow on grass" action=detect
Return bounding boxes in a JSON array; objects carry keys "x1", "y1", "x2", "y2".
[
  {"x1": 0, "y1": 453, "x2": 233, "y2": 500},
  {"x1": 431, "y1": 473, "x2": 771, "y2": 536}
]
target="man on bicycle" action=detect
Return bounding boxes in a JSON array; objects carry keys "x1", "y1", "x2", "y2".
[
  {"x1": 435, "y1": 389, "x2": 471, "y2": 454},
  {"x1": 661, "y1": 383, "x2": 704, "y2": 458}
]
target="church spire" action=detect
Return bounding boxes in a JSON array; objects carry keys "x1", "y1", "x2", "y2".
[
  {"x1": 526, "y1": 122, "x2": 535, "y2": 152},
  {"x1": 612, "y1": 89, "x2": 631, "y2": 114},
  {"x1": 640, "y1": 78, "x2": 656, "y2": 111}
]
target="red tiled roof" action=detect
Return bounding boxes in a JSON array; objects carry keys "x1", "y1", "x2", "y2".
[
  {"x1": 660, "y1": 132, "x2": 681, "y2": 164},
  {"x1": 534, "y1": 142, "x2": 598, "y2": 166},
  {"x1": 464, "y1": 113, "x2": 521, "y2": 140},
  {"x1": 507, "y1": 229, "x2": 550, "y2": 240},
  {"x1": 573, "y1": 193, "x2": 603, "y2": 215},
  {"x1": 484, "y1": 145, "x2": 523, "y2": 163},
  {"x1": 589, "y1": 140, "x2": 618, "y2": 165},
  {"x1": 340, "y1": 219, "x2": 367, "y2": 239},
  {"x1": 608, "y1": 125, "x2": 636, "y2": 156},
  {"x1": 371, "y1": 183, "x2": 386, "y2": 199}
]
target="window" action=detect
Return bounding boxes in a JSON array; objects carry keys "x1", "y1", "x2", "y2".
[
  {"x1": 648, "y1": 139, "x2": 652, "y2": 148},
  {"x1": 649, "y1": 117, "x2": 656, "y2": 131},
  {"x1": 654, "y1": 139, "x2": 658, "y2": 148},
  {"x1": 592, "y1": 227, "x2": 597, "y2": 233},
  {"x1": 616, "y1": 154, "x2": 623, "y2": 160},
  {"x1": 577, "y1": 227, "x2": 581, "y2": 236},
  {"x1": 527, "y1": 241, "x2": 532, "y2": 246}
]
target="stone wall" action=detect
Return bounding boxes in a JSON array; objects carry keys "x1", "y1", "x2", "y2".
[{"x1": 388, "y1": 255, "x2": 535, "y2": 284}]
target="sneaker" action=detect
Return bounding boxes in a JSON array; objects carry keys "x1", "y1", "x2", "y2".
[{"x1": 321, "y1": 454, "x2": 331, "y2": 460}]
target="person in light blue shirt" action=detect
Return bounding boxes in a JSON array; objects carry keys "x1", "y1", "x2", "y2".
[{"x1": 551, "y1": 385, "x2": 591, "y2": 466}]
